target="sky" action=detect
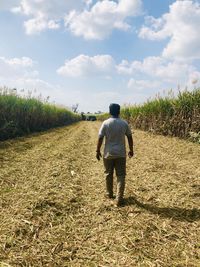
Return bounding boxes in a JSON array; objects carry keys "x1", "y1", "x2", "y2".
[{"x1": 0, "y1": 0, "x2": 200, "y2": 113}]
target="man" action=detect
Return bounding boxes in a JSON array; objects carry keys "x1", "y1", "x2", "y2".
[{"x1": 96, "y1": 103, "x2": 134, "y2": 207}]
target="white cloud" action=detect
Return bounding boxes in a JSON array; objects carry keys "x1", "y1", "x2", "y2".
[
  {"x1": 11, "y1": 0, "x2": 87, "y2": 34},
  {"x1": 139, "y1": 0, "x2": 200, "y2": 60},
  {"x1": 0, "y1": 56, "x2": 37, "y2": 79},
  {"x1": 117, "y1": 55, "x2": 200, "y2": 92},
  {"x1": 57, "y1": 54, "x2": 115, "y2": 77},
  {"x1": 0, "y1": 56, "x2": 34, "y2": 67},
  {"x1": 0, "y1": 56, "x2": 60, "y2": 103},
  {"x1": 24, "y1": 17, "x2": 60, "y2": 35},
  {"x1": 0, "y1": 55, "x2": 121, "y2": 112},
  {"x1": 128, "y1": 79, "x2": 161, "y2": 91},
  {"x1": 13, "y1": 0, "x2": 85, "y2": 17},
  {"x1": 8, "y1": 0, "x2": 142, "y2": 37},
  {"x1": 65, "y1": 0, "x2": 142, "y2": 40},
  {"x1": 0, "y1": 1, "x2": 20, "y2": 10},
  {"x1": 0, "y1": 56, "x2": 56, "y2": 101},
  {"x1": 57, "y1": 53, "x2": 200, "y2": 90},
  {"x1": 117, "y1": 56, "x2": 198, "y2": 84},
  {"x1": 84, "y1": 0, "x2": 93, "y2": 7}
]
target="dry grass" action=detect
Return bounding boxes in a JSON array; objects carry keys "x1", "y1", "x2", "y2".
[{"x1": 0, "y1": 122, "x2": 200, "y2": 266}]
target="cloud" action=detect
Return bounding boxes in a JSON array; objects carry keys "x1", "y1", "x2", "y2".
[
  {"x1": 0, "y1": 56, "x2": 55, "y2": 99},
  {"x1": 57, "y1": 53, "x2": 200, "y2": 90},
  {"x1": 57, "y1": 54, "x2": 115, "y2": 77},
  {"x1": 127, "y1": 79, "x2": 161, "y2": 91},
  {"x1": 0, "y1": 1, "x2": 20, "y2": 10},
  {"x1": 0, "y1": 56, "x2": 34, "y2": 67},
  {"x1": 117, "y1": 55, "x2": 200, "y2": 92},
  {"x1": 0, "y1": 56, "x2": 37, "y2": 79},
  {"x1": 65, "y1": 0, "x2": 142, "y2": 40},
  {"x1": 0, "y1": 56, "x2": 61, "y2": 103},
  {"x1": 12, "y1": 0, "x2": 85, "y2": 17},
  {"x1": 139, "y1": 0, "x2": 200, "y2": 60},
  {"x1": 9, "y1": 0, "x2": 142, "y2": 37},
  {"x1": 0, "y1": 55, "x2": 121, "y2": 112},
  {"x1": 117, "y1": 56, "x2": 199, "y2": 84},
  {"x1": 24, "y1": 17, "x2": 60, "y2": 35},
  {"x1": 11, "y1": 0, "x2": 87, "y2": 34}
]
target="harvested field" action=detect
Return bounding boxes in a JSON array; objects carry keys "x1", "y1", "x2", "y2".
[{"x1": 0, "y1": 121, "x2": 200, "y2": 267}]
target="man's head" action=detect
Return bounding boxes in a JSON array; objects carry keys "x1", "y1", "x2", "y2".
[{"x1": 109, "y1": 103, "x2": 120, "y2": 117}]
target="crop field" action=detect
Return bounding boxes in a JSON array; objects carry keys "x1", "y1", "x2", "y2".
[
  {"x1": 121, "y1": 89, "x2": 200, "y2": 140},
  {"x1": 98, "y1": 89, "x2": 200, "y2": 142},
  {"x1": 0, "y1": 88, "x2": 81, "y2": 141},
  {"x1": 0, "y1": 121, "x2": 200, "y2": 267}
]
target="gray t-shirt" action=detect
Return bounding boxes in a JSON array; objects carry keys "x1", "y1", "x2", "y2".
[{"x1": 99, "y1": 117, "x2": 132, "y2": 159}]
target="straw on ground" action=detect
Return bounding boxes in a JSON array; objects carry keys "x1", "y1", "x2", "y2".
[{"x1": 0, "y1": 122, "x2": 200, "y2": 266}]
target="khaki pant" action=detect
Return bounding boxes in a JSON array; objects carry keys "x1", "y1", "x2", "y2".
[{"x1": 103, "y1": 157, "x2": 126, "y2": 201}]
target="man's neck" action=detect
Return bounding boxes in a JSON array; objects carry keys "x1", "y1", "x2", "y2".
[{"x1": 111, "y1": 115, "x2": 119, "y2": 118}]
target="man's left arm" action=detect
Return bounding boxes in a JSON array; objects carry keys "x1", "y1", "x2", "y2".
[{"x1": 126, "y1": 123, "x2": 134, "y2": 158}]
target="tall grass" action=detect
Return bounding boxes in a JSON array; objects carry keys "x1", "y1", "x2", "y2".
[
  {"x1": 96, "y1": 89, "x2": 200, "y2": 141},
  {"x1": 121, "y1": 88, "x2": 200, "y2": 139},
  {"x1": 0, "y1": 87, "x2": 81, "y2": 140}
]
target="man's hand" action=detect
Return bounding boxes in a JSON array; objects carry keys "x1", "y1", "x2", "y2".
[
  {"x1": 96, "y1": 151, "x2": 102, "y2": 161},
  {"x1": 128, "y1": 151, "x2": 134, "y2": 158}
]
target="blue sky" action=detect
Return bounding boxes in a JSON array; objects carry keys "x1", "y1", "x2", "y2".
[{"x1": 0, "y1": 0, "x2": 200, "y2": 112}]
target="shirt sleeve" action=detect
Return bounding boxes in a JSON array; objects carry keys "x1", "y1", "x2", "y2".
[
  {"x1": 99, "y1": 122, "x2": 106, "y2": 138},
  {"x1": 125, "y1": 122, "x2": 132, "y2": 136}
]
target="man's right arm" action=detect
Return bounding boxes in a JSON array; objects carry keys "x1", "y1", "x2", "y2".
[
  {"x1": 96, "y1": 136, "x2": 104, "y2": 161},
  {"x1": 96, "y1": 122, "x2": 106, "y2": 161},
  {"x1": 125, "y1": 122, "x2": 134, "y2": 158},
  {"x1": 127, "y1": 135, "x2": 134, "y2": 158}
]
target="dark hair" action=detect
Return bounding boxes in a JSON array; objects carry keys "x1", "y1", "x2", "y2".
[{"x1": 109, "y1": 103, "x2": 120, "y2": 116}]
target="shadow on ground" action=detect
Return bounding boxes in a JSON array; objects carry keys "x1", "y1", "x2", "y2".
[{"x1": 125, "y1": 196, "x2": 200, "y2": 222}]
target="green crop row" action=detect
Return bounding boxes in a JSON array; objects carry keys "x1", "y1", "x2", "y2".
[
  {"x1": 121, "y1": 89, "x2": 200, "y2": 140},
  {"x1": 97, "y1": 89, "x2": 200, "y2": 141},
  {"x1": 0, "y1": 88, "x2": 81, "y2": 140}
]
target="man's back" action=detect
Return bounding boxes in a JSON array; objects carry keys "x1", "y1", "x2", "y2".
[
  {"x1": 96, "y1": 103, "x2": 134, "y2": 206},
  {"x1": 99, "y1": 117, "x2": 131, "y2": 159}
]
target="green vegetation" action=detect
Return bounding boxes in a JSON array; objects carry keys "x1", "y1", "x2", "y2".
[
  {"x1": 0, "y1": 87, "x2": 81, "y2": 140},
  {"x1": 96, "y1": 113, "x2": 109, "y2": 121},
  {"x1": 121, "y1": 89, "x2": 200, "y2": 140},
  {"x1": 97, "y1": 89, "x2": 200, "y2": 141}
]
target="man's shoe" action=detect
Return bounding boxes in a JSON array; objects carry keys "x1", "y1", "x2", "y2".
[{"x1": 116, "y1": 198, "x2": 125, "y2": 207}]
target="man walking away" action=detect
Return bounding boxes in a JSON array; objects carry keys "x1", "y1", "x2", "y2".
[{"x1": 96, "y1": 103, "x2": 134, "y2": 207}]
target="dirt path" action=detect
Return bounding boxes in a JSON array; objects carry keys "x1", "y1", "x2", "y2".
[{"x1": 0, "y1": 122, "x2": 200, "y2": 267}]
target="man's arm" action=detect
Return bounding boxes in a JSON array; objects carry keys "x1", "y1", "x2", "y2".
[
  {"x1": 96, "y1": 136, "x2": 104, "y2": 161},
  {"x1": 125, "y1": 122, "x2": 134, "y2": 158},
  {"x1": 127, "y1": 135, "x2": 134, "y2": 158}
]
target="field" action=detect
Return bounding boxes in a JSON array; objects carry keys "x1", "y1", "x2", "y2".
[
  {"x1": 0, "y1": 88, "x2": 81, "y2": 141},
  {"x1": 0, "y1": 121, "x2": 200, "y2": 267},
  {"x1": 121, "y1": 89, "x2": 200, "y2": 140},
  {"x1": 98, "y1": 89, "x2": 200, "y2": 142}
]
